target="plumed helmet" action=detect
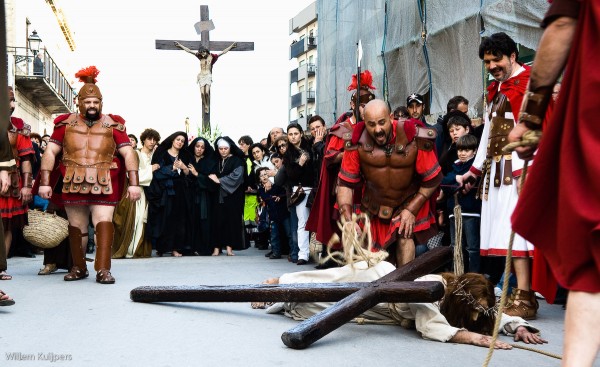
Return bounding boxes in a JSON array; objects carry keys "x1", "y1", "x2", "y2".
[
  {"x1": 75, "y1": 66, "x2": 102, "y2": 115},
  {"x1": 347, "y1": 70, "x2": 376, "y2": 105}
]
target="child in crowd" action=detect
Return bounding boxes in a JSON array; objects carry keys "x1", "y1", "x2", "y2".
[
  {"x1": 256, "y1": 167, "x2": 291, "y2": 259},
  {"x1": 441, "y1": 134, "x2": 481, "y2": 273}
]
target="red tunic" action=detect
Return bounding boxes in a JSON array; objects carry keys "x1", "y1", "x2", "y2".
[
  {"x1": 0, "y1": 118, "x2": 34, "y2": 228},
  {"x1": 339, "y1": 120, "x2": 441, "y2": 250},
  {"x1": 48, "y1": 114, "x2": 130, "y2": 207},
  {"x1": 512, "y1": 0, "x2": 600, "y2": 293}
]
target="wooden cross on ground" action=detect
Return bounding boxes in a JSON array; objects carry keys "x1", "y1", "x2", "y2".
[
  {"x1": 131, "y1": 247, "x2": 452, "y2": 349},
  {"x1": 156, "y1": 5, "x2": 254, "y2": 132}
]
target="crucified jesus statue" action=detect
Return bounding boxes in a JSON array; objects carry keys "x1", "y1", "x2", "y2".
[{"x1": 174, "y1": 41, "x2": 237, "y2": 113}]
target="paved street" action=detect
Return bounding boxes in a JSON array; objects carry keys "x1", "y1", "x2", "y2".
[{"x1": 0, "y1": 247, "x2": 590, "y2": 367}]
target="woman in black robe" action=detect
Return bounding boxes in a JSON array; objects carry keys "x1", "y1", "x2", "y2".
[
  {"x1": 186, "y1": 137, "x2": 218, "y2": 256},
  {"x1": 146, "y1": 131, "x2": 193, "y2": 256},
  {"x1": 210, "y1": 136, "x2": 246, "y2": 256}
]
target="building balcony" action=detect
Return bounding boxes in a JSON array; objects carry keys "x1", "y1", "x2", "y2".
[
  {"x1": 9, "y1": 47, "x2": 76, "y2": 114},
  {"x1": 289, "y1": 36, "x2": 317, "y2": 60},
  {"x1": 290, "y1": 90, "x2": 316, "y2": 109},
  {"x1": 290, "y1": 63, "x2": 316, "y2": 84}
]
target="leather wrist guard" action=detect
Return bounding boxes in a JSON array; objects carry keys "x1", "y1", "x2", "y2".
[
  {"x1": 21, "y1": 172, "x2": 33, "y2": 188},
  {"x1": 39, "y1": 170, "x2": 51, "y2": 187},
  {"x1": 128, "y1": 170, "x2": 139, "y2": 186},
  {"x1": 405, "y1": 192, "x2": 428, "y2": 216},
  {"x1": 519, "y1": 85, "x2": 554, "y2": 130},
  {"x1": 338, "y1": 204, "x2": 353, "y2": 222}
]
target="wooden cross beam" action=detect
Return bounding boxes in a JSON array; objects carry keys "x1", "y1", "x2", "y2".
[
  {"x1": 131, "y1": 281, "x2": 444, "y2": 304},
  {"x1": 155, "y1": 5, "x2": 254, "y2": 132},
  {"x1": 130, "y1": 247, "x2": 452, "y2": 349}
]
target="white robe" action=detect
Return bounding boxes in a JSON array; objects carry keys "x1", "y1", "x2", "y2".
[
  {"x1": 267, "y1": 261, "x2": 537, "y2": 342},
  {"x1": 471, "y1": 66, "x2": 533, "y2": 257},
  {"x1": 124, "y1": 150, "x2": 153, "y2": 258}
]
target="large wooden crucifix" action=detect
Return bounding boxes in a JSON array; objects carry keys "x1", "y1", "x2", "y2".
[
  {"x1": 156, "y1": 5, "x2": 254, "y2": 132},
  {"x1": 131, "y1": 247, "x2": 452, "y2": 349}
]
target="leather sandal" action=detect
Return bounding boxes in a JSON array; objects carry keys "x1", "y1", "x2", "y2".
[
  {"x1": 96, "y1": 269, "x2": 115, "y2": 284},
  {"x1": 64, "y1": 266, "x2": 89, "y2": 281},
  {"x1": 503, "y1": 288, "x2": 539, "y2": 320},
  {"x1": 38, "y1": 264, "x2": 58, "y2": 275},
  {"x1": 0, "y1": 290, "x2": 15, "y2": 306}
]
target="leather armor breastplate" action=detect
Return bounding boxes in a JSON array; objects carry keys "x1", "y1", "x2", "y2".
[
  {"x1": 61, "y1": 115, "x2": 119, "y2": 195},
  {"x1": 358, "y1": 121, "x2": 420, "y2": 220},
  {"x1": 488, "y1": 92, "x2": 514, "y2": 157},
  {"x1": 484, "y1": 92, "x2": 515, "y2": 188}
]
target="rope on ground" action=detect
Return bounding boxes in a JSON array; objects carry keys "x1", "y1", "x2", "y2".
[
  {"x1": 482, "y1": 137, "x2": 561, "y2": 364},
  {"x1": 509, "y1": 343, "x2": 562, "y2": 359}
]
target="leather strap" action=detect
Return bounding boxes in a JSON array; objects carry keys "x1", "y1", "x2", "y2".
[
  {"x1": 128, "y1": 170, "x2": 139, "y2": 186},
  {"x1": 519, "y1": 85, "x2": 553, "y2": 130},
  {"x1": 21, "y1": 172, "x2": 33, "y2": 188},
  {"x1": 503, "y1": 157, "x2": 513, "y2": 186},
  {"x1": 39, "y1": 170, "x2": 52, "y2": 186}
]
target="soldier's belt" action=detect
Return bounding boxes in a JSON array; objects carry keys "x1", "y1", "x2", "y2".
[{"x1": 62, "y1": 161, "x2": 117, "y2": 195}]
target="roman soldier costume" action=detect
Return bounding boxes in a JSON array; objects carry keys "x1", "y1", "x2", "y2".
[
  {"x1": 38, "y1": 66, "x2": 139, "y2": 284},
  {"x1": 1, "y1": 87, "x2": 34, "y2": 231},
  {"x1": 338, "y1": 118, "x2": 441, "y2": 250}
]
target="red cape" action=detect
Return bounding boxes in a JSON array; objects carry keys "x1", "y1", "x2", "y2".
[
  {"x1": 512, "y1": 1, "x2": 600, "y2": 293},
  {"x1": 306, "y1": 116, "x2": 355, "y2": 245},
  {"x1": 487, "y1": 64, "x2": 530, "y2": 115}
]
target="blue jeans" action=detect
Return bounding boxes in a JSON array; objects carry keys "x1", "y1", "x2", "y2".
[
  {"x1": 449, "y1": 216, "x2": 480, "y2": 273},
  {"x1": 289, "y1": 208, "x2": 299, "y2": 261},
  {"x1": 270, "y1": 217, "x2": 291, "y2": 257}
]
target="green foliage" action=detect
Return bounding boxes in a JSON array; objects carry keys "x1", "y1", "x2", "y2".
[{"x1": 197, "y1": 124, "x2": 222, "y2": 144}]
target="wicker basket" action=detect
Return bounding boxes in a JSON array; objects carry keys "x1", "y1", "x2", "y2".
[{"x1": 23, "y1": 209, "x2": 69, "y2": 249}]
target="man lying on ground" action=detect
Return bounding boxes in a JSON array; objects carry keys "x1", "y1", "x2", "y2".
[{"x1": 253, "y1": 257, "x2": 546, "y2": 349}]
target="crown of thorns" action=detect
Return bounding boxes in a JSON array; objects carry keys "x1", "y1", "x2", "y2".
[{"x1": 451, "y1": 279, "x2": 498, "y2": 317}]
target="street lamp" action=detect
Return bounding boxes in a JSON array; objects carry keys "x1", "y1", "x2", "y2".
[
  {"x1": 15, "y1": 30, "x2": 42, "y2": 64},
  {"x1": 28, "y1": 30, "x2": 42, "y2": 55}
]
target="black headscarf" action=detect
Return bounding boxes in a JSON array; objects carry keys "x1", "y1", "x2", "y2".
[
  {"x1": 151, "y1": 131, "x2": 193, "y2": 165},
  {"x1": 188, "y1": 137, "x2": 215, "y2": 159},
  {"x1": 187, "y1": 137, "x2": 217, "y2": 175}
]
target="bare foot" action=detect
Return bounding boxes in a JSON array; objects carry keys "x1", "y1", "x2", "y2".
[
  {"x1": 0, "y1": 290, "x2": 15, "y2": 306},
  {"x1": 172, "y1": 251, "x2": 183, "y2": 257},
  {"x1": 250, "y1": 278, "x2": 280, "y2": 309}
]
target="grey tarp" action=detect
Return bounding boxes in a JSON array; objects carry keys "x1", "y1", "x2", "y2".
[{"x1": 315, "y1": 0, "x2": 550, "y2": 124}]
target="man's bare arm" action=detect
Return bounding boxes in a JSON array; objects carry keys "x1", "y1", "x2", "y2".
[
  {"x1": 38, "y1": 142, "x2": 62, "y2": 198},
  {"x1": 508, "y1": 16, "x2": 578, "y2": 157},
  {"x1": 40, "y1": 142, "x2": 61, "y2": 176},
  {"x1": 450, "y1": 330, "x2": 512, "y2": 349},
  {"x1": 174, "y1": 41, "x2": 196, "y2": 55},
  {"x1": 218, "y1": 42, "x2": 237, "y2": 57},
  {"x1": 529, "y1": 16, "x2": 577, "y2": 89},
  {"x1": 336, "y1": 185, "x2": 354, "y2": 222},
  {"x1": 118, "y1": 145, "x2": 141, "y2": 201}
]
